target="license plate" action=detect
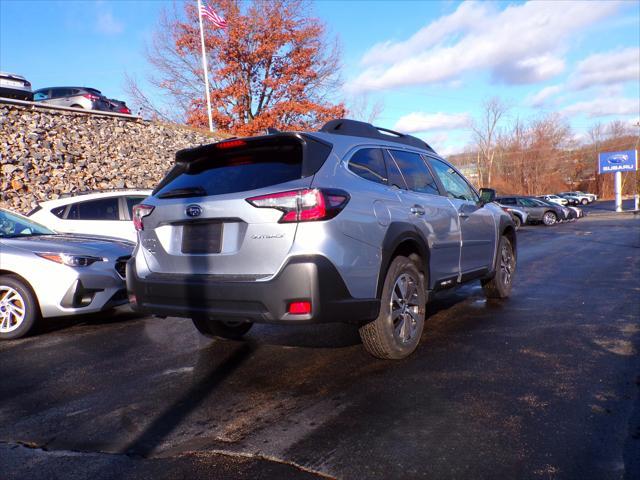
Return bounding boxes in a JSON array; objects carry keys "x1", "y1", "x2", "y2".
[
  {"x1": 181, "y1": 222, "x2": 223, "y2": 254},
  {"x1": 0, "y1": 78, "x2": 22, "y2": 87}
]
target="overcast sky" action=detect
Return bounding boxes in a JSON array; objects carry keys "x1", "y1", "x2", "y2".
[{"x1": 1, "y1": 0, "x2": 638, "y2": 155}]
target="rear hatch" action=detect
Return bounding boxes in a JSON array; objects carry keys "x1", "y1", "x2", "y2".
[{"x1": 138, "y1": 134, "x2": 332, "y2": 278}]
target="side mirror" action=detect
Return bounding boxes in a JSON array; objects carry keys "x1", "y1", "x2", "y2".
[{"x1": 479, "y1": 188, "x2": 496, "y2": 205}]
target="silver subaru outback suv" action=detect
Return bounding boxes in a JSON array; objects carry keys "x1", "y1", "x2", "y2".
[{"x1": 128, "y1": 119, "x2": 516, "y2": 359}]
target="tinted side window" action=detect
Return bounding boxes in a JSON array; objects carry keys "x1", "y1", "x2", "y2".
[
  {"x1": 51, "y1": 206, "x2": 66, "y2": 218},
  {"x1": 389, "y1": 150, "x2": 439, "y2": 195},
  {"x1": 67, "y1": 198, "x2": 119, "y2": 220},
  {"x1": 34, "y1": 91, "x2": 49, "y2": 100},
  {"x1": 348, "y1": 148, "x2": 387, "y2": 185},
  {"x1": 429, "y1": 158, "x2": 479, "y2": 202},
  {"x1": 517, "y1": 198, "x2": 537, "y2": 207},
  {"x1": 499, "y1": 198, "x2": 516, "y2": 206},
  {"x1": 383, "y1": 150, "x2": 407, "y2": 189}
]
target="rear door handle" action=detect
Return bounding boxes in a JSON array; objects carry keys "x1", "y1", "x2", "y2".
[{"x1": 410, "y1": 205, "x2": 425, "y2": 216}]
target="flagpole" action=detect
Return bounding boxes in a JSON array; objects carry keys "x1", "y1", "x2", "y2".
[{"x1": 197, "y1": 0, "x2": 214, "y2": 132}]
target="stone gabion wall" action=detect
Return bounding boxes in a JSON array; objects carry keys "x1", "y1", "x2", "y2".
[{"x1": 0, "y1": 102, "x2": 219, "y2": 213}]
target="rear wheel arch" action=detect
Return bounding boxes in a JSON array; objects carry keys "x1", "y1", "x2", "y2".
[{"x1": 377, "y1": 223, "x2": 430, "y2": 298}]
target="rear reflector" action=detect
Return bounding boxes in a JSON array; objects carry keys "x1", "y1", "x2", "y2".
[
  {"x1": 288, "y1": 301, "x2": 311, "y2": 315},
  {"x1": 247, "y1": 188, "x2": 349, "y2": 223}
]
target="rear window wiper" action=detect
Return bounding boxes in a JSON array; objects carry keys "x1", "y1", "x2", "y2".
[{"x1": 157, "y1": 187, "x2": 207, "y2": 199}]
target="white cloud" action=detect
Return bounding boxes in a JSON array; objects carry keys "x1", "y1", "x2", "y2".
[
  {"x1": 527, "y1": 85, "x2": 562, "y2": 107},
  {"x1": 347, "y1": 1, "x2": 621, "y2": 92},
  {"x1": 393, "y1": 112, "x2": 471, "y2": 133},
  {"x1": 563, "y1": 97, "x2": 640, "y2": 118},
  {"x1": 570, "y1": 47, "x2": 640, "y2": 90},
  {"x1": 492, "y1": 55, "x2": 565, "y2": 85},
  {"x1": 96, "y1": 8, "x2": 123, "y2": 35}
]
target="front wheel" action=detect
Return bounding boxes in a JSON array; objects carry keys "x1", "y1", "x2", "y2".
[
  {"x1": 542, "y1": 211, "x2": 557, "y2": 226},
  {"x1": 359, "y1": 255, "x2": 426, "y2": 360},
  {"x1": 482, "y1": 236, "x2": 516, "y2": 299},
  {"x1": 192, "y1": 318, "x2": 253, "y2": 340},
  {"x1": 0, "y1": 275, "x2": 39, "y2": 340},
  {"x1": 581, "y1": 198, "x2": 588, "y2": 205}
]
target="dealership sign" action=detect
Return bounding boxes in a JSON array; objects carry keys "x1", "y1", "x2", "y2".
[{"x1": 598, "y1": 150, "x2": 638, "y2": 174}]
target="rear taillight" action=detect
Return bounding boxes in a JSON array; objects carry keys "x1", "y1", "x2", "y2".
[
  {"x1": 119, "y1": 107, "x2": 131, "y2": 114},
  {"x1": 132, "y1": 204, "x2": 154, "y2": 231},
  {"x1": 83, "y1": 93, "x2": 100, "y2": 101},
  {"x1": 247, "y1": 188, "x2": 349, "y2": 223}
]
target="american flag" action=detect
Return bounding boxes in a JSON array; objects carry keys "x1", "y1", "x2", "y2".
[{"x1": 200, "y1": 2, "x2": 227, "y2": 29}]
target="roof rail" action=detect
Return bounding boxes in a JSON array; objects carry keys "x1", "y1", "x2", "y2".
[{"x1": 319, "y1": 119, "x2": 435, "y2": 153}]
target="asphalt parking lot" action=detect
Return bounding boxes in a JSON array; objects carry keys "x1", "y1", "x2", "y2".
[{"x1": 1, "y1": 213, "x2": 639, "y2": 480}]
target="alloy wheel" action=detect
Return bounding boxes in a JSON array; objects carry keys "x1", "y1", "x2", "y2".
[
  {"x1": 390, "y1": 273, "x2": 421, "y2": 344},
  {"x1": 543, "y1": 212, "x2": 556, "y2": 225},
  {"x1": 500, "y1": 243, "x2": 515, "y2": 287},
  {"x1": 0, "y1": 286, "x2": 26, "y2": 333}
]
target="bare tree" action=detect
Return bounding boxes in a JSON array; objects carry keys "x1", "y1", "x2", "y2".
[
  {"x1": 471, "y1": 97, "x2": 508, "y2": 187},
  {"x1": 347, "y1": 93, "x2": 384, "y2": 124}
]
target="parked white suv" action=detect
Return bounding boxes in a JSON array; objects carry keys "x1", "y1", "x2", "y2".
[{"x1": 29, "y1": 190, "x2": 151, "y2": 242}]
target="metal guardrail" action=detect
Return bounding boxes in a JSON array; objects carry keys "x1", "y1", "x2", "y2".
[{"x1": 0, "y1": 97, "x2": 143, "y2": 121}]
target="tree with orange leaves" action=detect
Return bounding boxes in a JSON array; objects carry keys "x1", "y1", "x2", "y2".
[{"x1": 131, "y1": 0, "x2": 345, "y2": 136}]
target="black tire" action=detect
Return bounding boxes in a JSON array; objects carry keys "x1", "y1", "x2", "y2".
[
  {"x1": 359, "y1": 255, "x2": 427, "y2": 360},
  {"x1": 482, "y1": 236, "x2": 516, "y2": 299},
  {"x1": 513, "y1": 215, "x2": 522, "y2": 230},
  {"x1": 0, "y1": 275, "x2": 39, "y2": 340},
  {"x1": 581, "y1": 198, "x2": 588, "y2": 205},
  {"x1": 542, "y1": 211, "x2": 557, "y2": 226},
  {"x1": 192, "y1": 318, "x2": 253, "y2": 340}
]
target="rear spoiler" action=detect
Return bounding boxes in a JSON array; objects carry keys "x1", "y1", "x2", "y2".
[
  {"x1": 174, "y1": 132, "x2": 333, "y2": 178},
  {"x1": 152, "y1": 133, "x2": 333, "y2": 196}
]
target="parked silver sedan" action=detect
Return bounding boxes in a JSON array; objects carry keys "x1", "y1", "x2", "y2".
[{"x1": 0, "y1": 208, "x2": 134, "y2": 340}]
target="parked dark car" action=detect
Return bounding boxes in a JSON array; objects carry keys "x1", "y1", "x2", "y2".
[
  {"x1": 107, "y1": 98, "x2": 132, "y2": 115},
  {"x1": 533, "y1": 198, "x2": 573, "y2": 222},
  {"x1": 0, "y1": 72, "x2": 33, "y2": 101},
  {"x1": 33, "y1": 87, "x2": 110, "y2": 111},
  {"x1": 496, "y1": 196, "x2": 565, "y2": 226}
]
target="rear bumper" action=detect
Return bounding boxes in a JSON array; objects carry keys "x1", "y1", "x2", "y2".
[{"x1": 127, "y1": 255, "x2": 379, "y2": 325}]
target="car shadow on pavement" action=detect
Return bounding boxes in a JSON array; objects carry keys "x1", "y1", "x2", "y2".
[
  {"x1": 123, "y1": 342, "x2": 255, "y2": 458},
  {"x1": 35, "y1": 308, "x2": 145, "y2": 336}
]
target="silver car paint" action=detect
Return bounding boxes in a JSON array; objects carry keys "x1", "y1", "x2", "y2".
[
  {"x1": 0, "y1": 234, "x2": 133, "y2": 317},
  {"x1": 134, "y1": 131, "x2": 509, "y2": 299}
]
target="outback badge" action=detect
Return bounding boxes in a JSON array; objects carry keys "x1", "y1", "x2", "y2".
[{"x1": 186, "y1": 205, "x2": 202, "y2": 217}]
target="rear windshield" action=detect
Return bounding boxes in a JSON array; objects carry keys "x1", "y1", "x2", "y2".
[{"x1": 155, "y1": 143, "x2": 303, "y2": 198}]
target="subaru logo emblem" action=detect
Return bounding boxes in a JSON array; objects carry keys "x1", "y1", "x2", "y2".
[{"x1": 186, "y1": 205, "x2": 202, "y2": 217}]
